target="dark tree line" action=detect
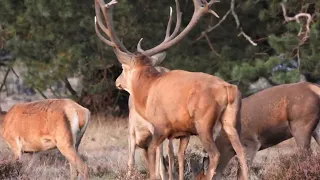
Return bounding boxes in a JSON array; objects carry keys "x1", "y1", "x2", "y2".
[{"x1": 0, "y1": 0, "x2": 319, "y2": 115}]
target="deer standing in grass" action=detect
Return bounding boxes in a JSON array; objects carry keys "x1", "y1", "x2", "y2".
[
  {"x1": 94, "y1": 0, "x2": 248, "y2": 179},
  {"x1": 1, "y1": 99, "x2": 90, "y2": 180},
  {"x1": 128, "y1": 65, "x2": 189, "y2": 180},
  {"x1": 127, "y1": 66, "x2": 173, "y2": 180},
  {"x1": 194, "y1": 82, "x2": 320, "y2": 179}
]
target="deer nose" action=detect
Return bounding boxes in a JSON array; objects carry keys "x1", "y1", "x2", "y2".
[{"x1": 116, "y1": 82, "x2": 123, "y2": 90}]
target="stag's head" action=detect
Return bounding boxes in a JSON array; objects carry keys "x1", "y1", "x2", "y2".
[{"x1": 94, "y1": 0, "x2": 219, "y2": 93}]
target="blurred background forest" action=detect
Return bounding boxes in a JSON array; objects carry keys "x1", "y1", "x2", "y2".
[{"x1": 0, "y1": 0, "x2": 319, "y2": 116}]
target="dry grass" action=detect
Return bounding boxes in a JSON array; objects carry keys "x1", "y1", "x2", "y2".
[
  {"x1": 0, "y1": 115, "x2": 134, "y2": 180},
  {"x1": 0, "y1": 115, "x2": 319, "y2": 180}
]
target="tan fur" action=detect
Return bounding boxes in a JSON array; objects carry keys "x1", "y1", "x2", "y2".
[
  {"x1": 116, "y1": 61, "x2": 248, "y2": 180},
  {"x1": 127, "y1": 66, "x2": 176, "y2": 180},
  {"x1": 1, "y1": 99, "x2": 90, "y2": 180},
  {"x1": 213, "y1": 82, "x2": 320, "y2": 179}
]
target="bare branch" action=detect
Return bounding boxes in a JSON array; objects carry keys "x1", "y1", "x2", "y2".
[
  {"x1": 230, "y1": 0, "x2": 257, "y2": 46},
  {"x1": 195, "y1": 9, "x2": 231, "y2": 41},
  {"x1": 196, "y1": 0, "x2": 257, "y2": 46},
  {"x1": 204, "y1": 34, "x2": 220, "y2": 57},
  {"x1": 280, "y1": 3, "x2": 312, "y2": 44},
  {"x1": 35, "y1": 88, "x2": 48, "y2": 99},
  {"x1": 238, "y1": 29, "x2": 257, "y2": 46}
]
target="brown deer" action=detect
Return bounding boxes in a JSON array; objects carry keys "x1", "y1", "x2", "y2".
[
  {"x1": 94, "y1": 0, "x2": 248, "y2": 180},
  {"x1": 195, "y1": 82, "x2": 320, "y2": 179},
  {"x1": 1, "y1": 99, "x2": 90, "y2": 180},
  {"x1": 128, "y1": 65, "x2": 192, "y2": 180},
  {"x1": 127, "y1": 66, "x2": 173, "y2": 180}
]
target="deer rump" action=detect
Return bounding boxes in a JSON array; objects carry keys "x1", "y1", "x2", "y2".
[
  {"x1": 1, "y1": 99, "x2": 90, "y2": 179},
  {"x1": 214, "y1": 82, "x2": 320, "y2": 178}
]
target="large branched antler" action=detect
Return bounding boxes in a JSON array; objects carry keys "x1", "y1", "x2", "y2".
[
  {"x1": 137, "y1": 0, "x2": 220, "y2": 57},
  {"x1": 94, "y1": 0, "x2": 220, "y2": 65},
  {"x1": 137, "y1": 0, "x2": 182, "y2": 53},
  {"x1": 94, "y1": 0, "x2": 130, "y2": 54}
]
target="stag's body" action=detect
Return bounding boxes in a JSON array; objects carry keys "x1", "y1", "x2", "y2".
[
  {"x1": 128, "y1": 66, "x2": 177, "y2": 180},
  {"x1": 129, "y1": 65, "x2": 247, "y2": 180},
  {"x1": 1, "y1": 99, "x2": 90, "y2": 180},
  {"x1": 214, "y1": 82, "x2": 320, "y2": 179}
]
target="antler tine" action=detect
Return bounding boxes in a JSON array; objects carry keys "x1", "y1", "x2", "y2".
[
  {"x1": 166, "y1": 0, "x2": 182, "y2": 42},
  {"x1": 137, "y1": 38, "x2": 144, "y2": 52},
  {"x1": 137, "y1": 0, "x2": 182, "y2": 53},
  {"x1": 94, "y1": 17, "x2": 115, "y2": 47},
  {"x1": 95, "y1": 0, "x2": 130, "y2": 53},
  {"x1": 139, "y1": 0, "x2": 220, "y2": 56},
  {"x1": 165, "y1": 7, "x2": 173, "y2": 41}
]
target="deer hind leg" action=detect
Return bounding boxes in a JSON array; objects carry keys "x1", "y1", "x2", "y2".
[
  {"x1": 57, "y1": 143, "x2": 88, "y2": 180},
  {"x1": 195, "y1": 108, "x2": 221, "y2": 180},
  {"x1": 177, "y1": 136, "x2": 190, "y2": 180},
  {"x1": 290, "y1": 118, "x2": 317, "y2": 156},
  {"x1": 55, "y1": 121, "x2": 88, "y2": 180},
  {"x1": 221, "y1": 103, "x2": 248, "y2": 180},
  {"x1": 235, "y1": 139, "x2": 260, "y2": 180},
  {"x1": 214, "y1": 131, "x2": 236, "y2": 180}
]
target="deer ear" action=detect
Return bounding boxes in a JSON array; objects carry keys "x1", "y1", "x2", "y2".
[{"x1": 150, "y1": 52, "x2": 167, "y2": 66}]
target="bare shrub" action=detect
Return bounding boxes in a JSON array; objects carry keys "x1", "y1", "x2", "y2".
[
  {"x1": 262, "y1": 150, "x2": 320, "y2": 180},
  {"x1": 0, "y1": 159, "x2": 23, "y2": 179}
]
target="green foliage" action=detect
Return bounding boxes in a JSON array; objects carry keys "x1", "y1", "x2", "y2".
[{"x1": 0, "y1": 0, "x2": 319, "y2": 111}]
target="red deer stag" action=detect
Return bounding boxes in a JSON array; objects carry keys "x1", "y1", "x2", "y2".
[
  {"x1": 128, "y1": 65, "x2": 193, "y2": 180},
  {"x1": 94, "y1": 0, "x2": 248, "y2": 179},
  {"x1": 127, "y1": 66, "x2": 173, "y2": 180},
  {"x1": 205, "y1": 82, "x2": 320, "y2": 179},
  {"x1": 1, "y1": 99, "x2": 90, "y2": 180}
]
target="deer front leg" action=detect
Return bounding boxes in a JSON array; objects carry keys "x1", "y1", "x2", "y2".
[{"x1": 178, "y1": 136, "x2": 190, "y2": 180}]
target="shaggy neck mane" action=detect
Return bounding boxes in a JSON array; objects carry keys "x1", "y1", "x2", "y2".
[{"x1": 131, "y1": 56, "x2": 162, "y2": 119}]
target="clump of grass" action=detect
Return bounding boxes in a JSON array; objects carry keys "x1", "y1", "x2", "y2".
[
  {"x1": 262, "y1": 150, "x2": 320, "y2": 180},
  {"x1": 162, "y1": 150, "x2": 206, "y2": 180},
  {"x1": 115, "y1": 168, "x2": 147, "y2": 180},
  {"x1": 0, "y1": 159, "x2": 23, "y2": 179}
]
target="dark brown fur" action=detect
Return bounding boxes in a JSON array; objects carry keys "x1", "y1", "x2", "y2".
[{"x1": 213, "y1": 82, "x2": 320, "y2": 179}]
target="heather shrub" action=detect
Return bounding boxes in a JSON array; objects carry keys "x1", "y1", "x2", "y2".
[{"x1": 262, "y1": 150, "x2": 320, "y2": 180}]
